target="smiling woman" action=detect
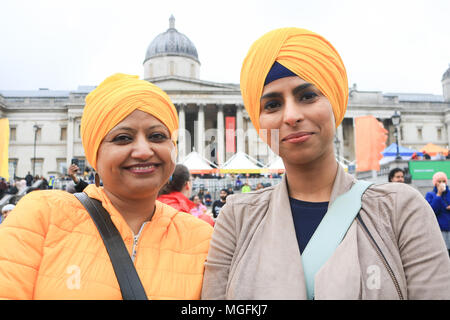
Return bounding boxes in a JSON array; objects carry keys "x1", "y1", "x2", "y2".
[
  {"x1": 0, "y1": 73, "x2": 213, "y2": 300},
  {"x1": 201, "y1": 28, "x2": 450, "y2": 300}
]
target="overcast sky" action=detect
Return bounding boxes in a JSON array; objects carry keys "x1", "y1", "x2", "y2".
[{"x1": 1, "y1": 0, "x2": 449, "y2": 95}]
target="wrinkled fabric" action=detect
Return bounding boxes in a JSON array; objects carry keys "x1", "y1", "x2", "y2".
[
  {"x1": 81, "y1": 73, "x2": 179, "y2": 170},
  {"x1": 240, "y1": 27, "x2": 348, "y2": 132},
  {"x1": 0, "y1": 185, "x2": 213, "y2": 300}
]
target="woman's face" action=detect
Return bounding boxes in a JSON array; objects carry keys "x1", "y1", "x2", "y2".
[
  {"x1": 96, "y1": 109, "x2": 176, "y2": 200},
  {"x1": 259, "y1": 76, "x2": 336, "y2": 166},
  {"x1": 193, "y1": 196, "x2": 200, "y2": 204},
  {"x1": 436, "y1": 177, "x2": 447, "y2": 187}
]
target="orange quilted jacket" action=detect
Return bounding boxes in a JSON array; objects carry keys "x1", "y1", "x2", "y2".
[{"x1": 0, "y1": 185, "x2": 213, "y2": 299}]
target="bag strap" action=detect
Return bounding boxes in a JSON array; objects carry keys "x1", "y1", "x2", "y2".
[
  {"x1": 301, "y1": 180, "x2": 373, "y2": 300},
  {"x1": 74, "y1": 192, "x2": 148, "y2": 300}
]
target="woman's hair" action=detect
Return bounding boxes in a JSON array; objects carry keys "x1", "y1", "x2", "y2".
[
  {"x1": 388, "y1": 168, "x2": 404, "y2": 182},
  {"x1": 432, "y1": 171, "x2": 448, "y2": 186},
  {"x1": 159, "y1": 164, "x2": 191, "y2": 196}
]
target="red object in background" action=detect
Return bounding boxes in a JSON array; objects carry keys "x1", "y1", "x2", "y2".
[{"x1": 225, "y1": 116, "x2": 236, "y2": 153}]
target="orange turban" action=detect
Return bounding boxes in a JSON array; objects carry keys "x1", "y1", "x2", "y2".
[
  {"x1": 240, "y1": 27, "x2": 348, "y2": 132},
  {"x1": 81, "y1": 73, "x2": 178, "y2": 170}
]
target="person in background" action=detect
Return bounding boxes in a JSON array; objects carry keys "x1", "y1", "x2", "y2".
[
  {"x1": 212, "y1": 189, "x2": 228, "y2": 219},
  {"x1": 0, "y1": 204, "x2": 15, "y2": 224},
  {"x1": 68, "y1": 163, "x2": 89, "y2": 192},
  {"x1": 388, "y1": 168, "x2": 405, "y2": 183},
  {"x1": 158, "y1": 164, "x2": 214, "y2": 227},
  {"x1": 425, "y1": 171, "x2": 450, "y2": 256},
  {"x1": 204, "y1": 190, "x2": 212, "y2": 207},
  {"x1": 190, "y1": 195, "x2": 207, "y2": 218},
  {"x1": 0, "y1": 73, "x2": 213, "y2": 299},
  {"x1": 241, "y1": 183, "x2": 251, "y2": 193}
]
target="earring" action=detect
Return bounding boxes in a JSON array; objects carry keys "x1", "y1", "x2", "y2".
[{"x1": 95, "y1": 173, "x2": 100, "y2": 187}]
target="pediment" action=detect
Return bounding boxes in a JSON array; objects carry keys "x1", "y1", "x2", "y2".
[{"x1": 148, "y1": 76, "x2": 240, "y2": 93}]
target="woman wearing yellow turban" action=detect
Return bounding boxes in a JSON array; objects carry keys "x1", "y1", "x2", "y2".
[
  {"x1": 0, "y1": 73, "x2": 213, "y2": 300},
  {"x1": 202, "y1": 28, "x2": 450, "y2": 300}
]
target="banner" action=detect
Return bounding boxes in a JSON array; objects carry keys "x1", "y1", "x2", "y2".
[
  {"x1": 354, "y1": 116, "x2": 387, "y2": 172},
  {"x1": 409, "y1": 160, "x2": 450, "y2": 180},
  {"x1": 225, "y1": 116, "x2": 235, "y2": 153},
  {"x1": 0, "y1": 118, "x2": 10, "y2": 180}
]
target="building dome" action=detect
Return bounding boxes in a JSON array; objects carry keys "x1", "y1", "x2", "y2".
[
  {"x1": 144, "y1": 15, "x2": 199, "y2": 64},
  {"x1": 443, "y1": 64, "x2": 450, "y2": 81}
]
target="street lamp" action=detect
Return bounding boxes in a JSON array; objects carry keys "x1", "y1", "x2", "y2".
[
  {"x1": 33, "y1": 124, "x2": 39, "y2": 176},
  {"x1": 391, "y1": 111, "x2": 402, "y2": 160}
]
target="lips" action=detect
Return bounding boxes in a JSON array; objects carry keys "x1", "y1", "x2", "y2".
[
  {"x1": 282, "y1": 131, "x2": 314, "y2": 143},
  {"x1": 125, "y1": 163, "x2": 160, "y2": 174}
]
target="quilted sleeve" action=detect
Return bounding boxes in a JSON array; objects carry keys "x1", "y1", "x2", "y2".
[{"x1": 0, "y1": 191, "x2": 51, "y2": 299}]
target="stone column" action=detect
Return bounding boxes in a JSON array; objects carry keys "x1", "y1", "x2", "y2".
[
  {"x1": 236, "y1": 104, "x2": 244, "y2": 153},
  {"x1": 177, "y1": 104, "x2": 186, "y2": 161},
  {"x1": 66, "y1": 115, "x2": 74, "y2": 168},
  {"x1": 197, "y1": 104, "x2": 205, "y2": 157},
  {"x1": 217, "y1": 104, "x2": 225, "y2": 166}
]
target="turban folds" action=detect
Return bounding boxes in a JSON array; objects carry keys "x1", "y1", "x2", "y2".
[
  {"x1": 81, "y1": 73, "x2": 178, "y2": 170},
  {"x1": 240, "y1": 28, "x2": 348, "y2": 132}
]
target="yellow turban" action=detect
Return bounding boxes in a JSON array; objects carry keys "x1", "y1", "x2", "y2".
[
  {"x1": 81, "y1": 73, "x2": 178, "y2": 170},
  {"x1": 240, "y1": 27, "x2": 348, "y2": 132}
]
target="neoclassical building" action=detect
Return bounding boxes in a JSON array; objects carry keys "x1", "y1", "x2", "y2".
[{"x1": 1, "y1": 16, "x2": 450, "y2": 179}]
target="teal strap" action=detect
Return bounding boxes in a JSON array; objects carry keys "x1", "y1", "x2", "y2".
[{"x1": 301, "y1": 180, "x2": 373, "y2": 300}]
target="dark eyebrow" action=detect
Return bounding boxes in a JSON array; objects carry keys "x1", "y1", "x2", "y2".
[
  {"x1": 109, "y1": 124, "x2": 168, "y2": 134},
  {"x1": 260, "y1": 92, "x2": 282, "y2": 101},
  {"x1": 292, "y1": 83, "x2": 313, "y2": 96},
  {"x1": 260, "y1": 83, "x2": 314, "y2": 101}
]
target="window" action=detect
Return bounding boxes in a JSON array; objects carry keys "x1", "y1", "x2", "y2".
[
  {"x1": 437, "y1": 127, "x2": 442, "y2": 140},
  {"x1": 31, "y1": 158, "x2": 44, "y2": 177},
  {"x1": 56, "y1": 158, "x2": 67, "y2": 175},
  {"x1": 8, "y1": 159, "x2": 18, "y2": 179},
  {"x1": 169, "y1": 61, "x2": 175, "y2": 75},
  {"x1": 190, "y1": 64, "x2": 196, "y2": 78},
  {"x1": 149, "y1": 63, "x2": 153, "y2": 77},
  {"x1": 60, "y1": 127, "x2": 67, "y2": 141},
  {"x1": 10, "y1": 127, "x2": 16, "y2": 141},
  {"x1": 417, "y1": 127, "x2": 423, "y2": 140}
]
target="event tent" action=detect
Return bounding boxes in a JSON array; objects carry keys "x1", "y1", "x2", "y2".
[
  {"x1": 420, "y1": 143, "x2": 449, "y2": 156},
  {"x1": 382, "y1": 143, "x2": 423, "y2": 157},
  {"x1": 379, "y1": 143, "x2": 423, "y2": 165},
  {"x1": 181, "y1": 151, "x2": 217, "y2": 174},
  {"x1": 219, "y1": 152, "x2": 265, "y2": 174},
  {"x1": 265, "y1": 156, "x2": 285, "y2": 173}
]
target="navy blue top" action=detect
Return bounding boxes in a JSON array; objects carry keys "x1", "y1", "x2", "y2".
[{"x1": 289, "y1": 197, "x2": 329, "y2": 254}]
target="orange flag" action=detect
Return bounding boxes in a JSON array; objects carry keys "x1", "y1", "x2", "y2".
[
  {"x1": 0, "y1": 118, "x2": 9, "y2": 180},
  {"x1": 354, "y1": 116, "x2": 388, "y2": 172}
]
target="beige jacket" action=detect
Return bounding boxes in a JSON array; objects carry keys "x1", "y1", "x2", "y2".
[{"x1": 201, "y1": 165, "x2": 450, "y2": 300}]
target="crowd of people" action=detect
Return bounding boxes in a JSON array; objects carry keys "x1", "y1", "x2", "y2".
[{"x1": 0, "y1": 26, "x2": 449, "y2": 300}]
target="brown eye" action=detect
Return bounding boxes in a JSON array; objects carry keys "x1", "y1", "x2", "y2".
[
  {"x1": 112, "y1": 135, "x2": 132, "y2": 144},
  {"x1": 148, "y1": 132, "x2": 168, "y2": 142},
  {"x1": 263, "y1": 100, "x2": 282, "y2": 111}
]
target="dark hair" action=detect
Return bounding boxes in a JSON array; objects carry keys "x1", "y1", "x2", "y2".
[
  {"x1": 158, "y1": 164, "x2": 191, "y2": 196},
  {"x1": 220, "y1": 188, "x2": 228, "y2": 194},
  {"x1": 388, "y1": 168, "x2": 404, "y2": 182}
]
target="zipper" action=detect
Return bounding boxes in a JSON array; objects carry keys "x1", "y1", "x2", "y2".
[
  {"x1": 356, "y1": 215, "x2": 404, "y2": 300},
  {"x1": 131, "y1": 222, "x2": 147, "y2": 264}
]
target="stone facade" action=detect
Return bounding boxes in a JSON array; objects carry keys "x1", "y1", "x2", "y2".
[{"x1": 1, "y1": 17, "x2": 450, "y2": 179}]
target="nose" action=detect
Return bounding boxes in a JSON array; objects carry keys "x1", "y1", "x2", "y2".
[
  {"x1": 282, "y1": 98, "x2": 304, "y2": 127},
  {"x1": 130, "y1": 134, "x2": 154, "y2": 160}
]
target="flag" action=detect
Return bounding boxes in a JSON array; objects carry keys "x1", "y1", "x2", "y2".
[
  {"x1": 0, "y1": 118, "x2": 10, "y2": 180},
  {"x1": 355, "y1": 116, "x2": 388, "y2": 172}
]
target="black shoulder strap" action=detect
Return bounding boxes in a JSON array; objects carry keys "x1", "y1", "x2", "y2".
[{"x1": 74, "y1": 192, "x2": 148, "y2": 300}]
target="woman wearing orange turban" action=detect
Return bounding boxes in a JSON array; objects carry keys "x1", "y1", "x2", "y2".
[
  {"x1": 202, "y1": 28, "x2": 450, "y2": 300},
  {"x1": 0, "y1": 73, "x2": 213, "y2": 300}
]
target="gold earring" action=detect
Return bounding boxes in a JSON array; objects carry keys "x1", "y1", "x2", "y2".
[{"x1": 95, "y1": 173, "x2": 100, "y2": 187}]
